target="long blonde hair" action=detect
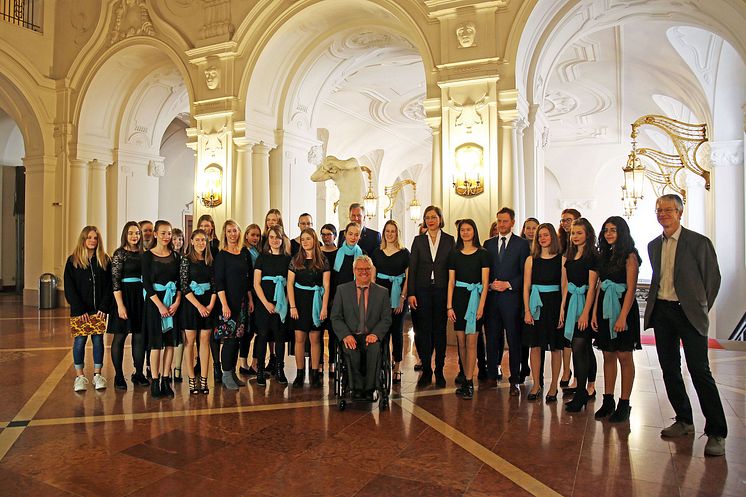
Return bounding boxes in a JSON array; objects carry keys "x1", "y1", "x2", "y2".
[
  {"x1": 380, "y1": 219, "x2": 403, "y2": 250},
  {"x1": 71, "y1": 226, "x2": 110, "y2": 270},
  {"x1": 220, "y1": 219, "x2": 241, "y2": 251}
]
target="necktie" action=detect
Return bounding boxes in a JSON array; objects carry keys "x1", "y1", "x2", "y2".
[
  {"x1": 498, "y1": 236, "x2": 507, "y2": 262},
  {"x1": 357, "y1": 286, "x2": 368, "y2": 334}
]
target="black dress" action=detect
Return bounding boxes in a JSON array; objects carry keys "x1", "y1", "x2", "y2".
[
  {"x1": 595, "y1": 257, "x2": 641, "y2": 352},
  {"x1": 108, "y1": 249, "x2": 144, "y2": 334},
  {"x1": 180, "y1": 257, "x2": 216, "y2": 330},
  {"x1": 142, "y1": 250, "x2": 181, "y2": 349},
  {"x1": 448, "y1": 248, "x2": 491, "y2": 332},
  {"x1": 333, "y1": 247, "x2": 363, "y2": 287},
  {"x1": 372, "y1": 248, "x2": 411, "y2": 363},
  {"x1": 214, "y1": 248, "x2": 252, "y2": 339},
  {"x1": 522, "y1": 255, "x2": 563, "y2": 350},
  {"x1": 564, "y1": 253, "x2": 599, "y2": 340},
  {"x1": 254, "y1": 253, "x2": 292, "y2": 337},
  {"x1": 289, "y1": 257, "x2": 330, "y2": 332}
]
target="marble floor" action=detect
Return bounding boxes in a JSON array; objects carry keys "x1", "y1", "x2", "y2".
[{"x1": 0, "y1": 293, "x2": 744, "y2": 497}]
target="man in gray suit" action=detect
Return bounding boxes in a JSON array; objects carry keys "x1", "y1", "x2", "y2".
[
  {"x1": 645, "y1": 194, "x2": 727, "y2": 457},
  {"x1": 332, "y1": 255, "x2": 392, "y2": 400}
]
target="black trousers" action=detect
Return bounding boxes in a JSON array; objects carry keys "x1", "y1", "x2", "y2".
[
  {"x1": 415, "y1": 285, "x2": 448, "y2": 373},
  {"x1": 341, "y1": 335, "x2": 382, "y2": 392},
  {"x1": 387, "y1": 307, "x2": 406, "y2": 363},
  {"x1": 486, "y1": 292, "x2": 522, "y2": 383},
  {"x1": 653, "y1": 300, "x2": 727, "y2": 438}
]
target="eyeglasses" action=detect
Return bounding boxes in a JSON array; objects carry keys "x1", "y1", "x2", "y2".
[
  {"x1": 355, "y1": 267, "x2": 372, "y2": 272},
  {"x1": 655, "y1": 208, "x2": 678, "y2": 215},
  {"x1": 560, "y1": 218, "x2": 574, "y2": 224}
]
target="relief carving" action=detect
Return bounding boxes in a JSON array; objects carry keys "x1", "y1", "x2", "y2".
[
  {"x1": 110, "y1": 0, "x2": 155, "y2": 44},
  {"x1": 456, "y1": 22, "x2": 477, "y2": 48}
]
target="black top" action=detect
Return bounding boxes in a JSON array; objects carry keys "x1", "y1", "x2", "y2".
[
  {"x1": 209, "y1": 238, "x2": 220, "y2": 255},
  {"x1": 565, "y1": 252, "x2": 599, "y2": 286},
  {"x1": 289, "y1": 257, "x2": 330, "y2": 287},
  {"x1": 447, "y1": 248, "x2": 491, "y2": 283},
  {"x1": 215, "y1": 248, "x2": 253, "y2": 315},
  {"x1": 254, "y1": 253, "x2": 292, "y2": 303},
  {"x1": 180, "y1": 257, "x2": 215, "y2": 296},
  {"x1": 63, "y1": 256, "x2": 112, "y2": 317},
  {"x1": 141, "y1": 251, "x2": 180, "y2": 299},
  {"x1": 334, "y1": 245, "x2": 365, "y2": 286},
  {"x1": 322, "y1": 249, "x2": 338, "y2": 301},
  {"x1": 111, "y1": 248, "x2": 142, "y2": 291},
  {"x1": 407, "y1": 231, "x2": 456, "y2": 292},
  {"x1": 372, "y1": 248, "x2": 410, "y2": 292},
  {"x1": 531, "y1": 255, "x2": 562, "y2": 285}
]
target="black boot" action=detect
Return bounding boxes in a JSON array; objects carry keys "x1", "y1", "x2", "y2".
[
  {"x1": 463, "y1": 380, "x2": 474, "y2": 400},
  {"x1": 609, "y1": 399, "x2": 631, "y2": 423},
  {"x1": 161, "y1": 376, "x2": 175, "y2": 398},
  {"x1": 267, "y1": 355, "x2": 277, "y2": 377},
  {"x1": 292, "y1": 369, "x2": 305, "y2": 388},
  {"x1": 311, "y1": 370, "x2": 322, "y2": 388},
  {"x1": 565, "y1": 389, "x2": 588, "y2": 412},
  {"x1": 150, "y1": 376, "x2": 162, "y2": 399},
  {"x1": 213, "y1": 362, "x2": 222, "y2": 384},
  {"x1": 275, "y1": 361, "x2": 288, "y2": 385},
  {"x1": 595, "y1": 394, "x2": 616, "y2": 419},
  {"x1": 131, "y1": 372, "x2": 150, "y2": 386},
  {"x1": 256, "y1": 365, "x2": 266, "y2": 386}
]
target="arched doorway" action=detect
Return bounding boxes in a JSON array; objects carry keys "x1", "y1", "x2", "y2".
[{"x1": 0, "y1": 109, "x2": 24, "y2": 293}]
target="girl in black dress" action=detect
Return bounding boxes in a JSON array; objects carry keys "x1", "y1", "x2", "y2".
[
  {"x1": 198, "y1": 214, "x2": 220, "y2": 380},
  {"x1": 447, "y1": 219, "x2": 490, "y2": 400},
  {"x1": 239, "y1": 224, "x2": 263, "y2": 377},
  {"x1": 65, "y1": 226, "x2": 112, "y2": 393},
  {"x1": 215, "y1": 219, "x2": 254, "y2": 390},
  {"x1": 371, "y1": 220, "x2": 410, "y2": 383},
  {"x1": 591, "y1": 216, "x2": 641, "y2": 422},
  {"x1": 260, "y1": 209, "x2": 285, "y2": 371},
  {"x1": 319, "y1": 223, "x2": 339, "y2": 376},
  {"x1": 108, "y1": 221, "x2": 146, "y2": 390},
  {"x1": 557, "y1": 208, "x2": 581, "y2": 389},
  {"x1": 288, "y1": 228, "x2": 330, "y2": 387},
  {"x1": 522, "y1": 223, "x2": 563, "y2": 402},
  {"x1": 142, "y1": 220, "x2": 182, "y2": 399},
  {"x1": 181, "y1": 229, "x2": 217, "y2": 395},
  {"x1": 560, "y1": 218, "x2": 599, "y2": 412},
  {"x1": 254, "y1": 225, "x2": 292, "y2": 385},
  {"x1": 334, "y1": 222, "x2": 363, "y2": 284}
]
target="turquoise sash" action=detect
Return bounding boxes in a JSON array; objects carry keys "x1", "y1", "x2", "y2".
[
  {"x1": 153, "y1": 281, "x2": 177, "y2": 332},
  {"x1": 248, "y1": 247, "x2": 260, "y2": 265},
  {"x1": 122, "y1": 277, "x2": 142, "y2": 283},
  {"x1": 377, "y1": 272, "x2": 405, "y2": 308},
  {"x1": 334, "y1": 243, "x2": 362, "y2": 272},
  {"x1": 455, "y1": 280, "x2": 483, "y2": 333},
  {"x1": 294, "y1": 283, "x2": 325, "y2": 327},
  {"x1": 563, "y1": 283, "x2": 588, "y2": 340},
  {"x1": 529, "y1": 284, "x2": 561, "y2": 320},
  {"x1": 601, "y1": 280, "x2": 627, "y2": 340},
  {"x1": 189, "y1": 281, "x2": 211, "y2": 296},
  {"x1": 262, "y1": 275, "x2": 288, "y2": 323}
]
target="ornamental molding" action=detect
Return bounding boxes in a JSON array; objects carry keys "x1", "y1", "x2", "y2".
[{"x1": 109, "y1": 0, "x2": 156, "y2": 45}]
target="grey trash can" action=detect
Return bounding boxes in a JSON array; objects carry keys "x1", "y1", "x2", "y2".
[{"x1": 39, "y1": 273, "x2": 58, "y2": 309}]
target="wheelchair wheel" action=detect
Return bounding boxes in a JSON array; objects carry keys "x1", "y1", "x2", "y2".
[
  {"x1": 338, "y1": 399, "x2": 346, "y2": 411},
  {"x1": 379, "y1": 394, "x2": 389, "y2": 410}
]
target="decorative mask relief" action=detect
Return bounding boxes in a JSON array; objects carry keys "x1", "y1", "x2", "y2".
[
  {"x1": 456, "y1": 22, "x2": 477, "y2": 48},
  {"x1": 203, "y1": 130, "x2": 226, "y2": 159},
  {"x1": 449, "y1": 94, "x2": 488, "y2": 133},
  {"x1": 148, "y1": 159, "x2": 165, "y2": 178},
  {"x1": 204, "y1": 66, "x2": 220, "y2": 90},
  {"x1": 110, "y1": 0, "x2": 155, "y2": 44}
]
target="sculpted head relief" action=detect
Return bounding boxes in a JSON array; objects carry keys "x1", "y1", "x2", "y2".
[
  {"x1": 456, "y1": 22, "x2": 477, "y2": 48},
  {"x1": 205, "y1": 66, "x2": 220, "y2": 90}
]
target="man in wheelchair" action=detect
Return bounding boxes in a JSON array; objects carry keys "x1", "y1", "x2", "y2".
[{"x1": 331, "y1": 255, "x2": 392, "y2": 401}]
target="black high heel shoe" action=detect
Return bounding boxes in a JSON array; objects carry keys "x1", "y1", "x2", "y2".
[
  {"x1": 559, "y1": 370, "x2": 573, "y2": 389},
  {"x1": 545, "y1": 390, "x2": 558, "y2": 403},
  {"x1": 565, "y1": 392, "x2": 588, "y2": 412}
]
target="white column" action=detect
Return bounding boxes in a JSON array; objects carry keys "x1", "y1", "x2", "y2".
[
  {"x1": 68, "y1": 158, "x2": 89, "y2": 251},
  {"x1": 430, "y1": 126, "x2": 442, "y2": 208},
  {"x1": 233, "y1": 142, "x2": 253, "y2": 227},
  {"x1": 88, "y1": 159, "x2": 108, "y2": 239},
  {"x1": 252, "y1": 142, "x2": 271, "y2": 219},
  {"x1": 511, "y1": 117, "x2": 528, "y2": 223},
  {"x1": 499, "y1": 122, "x2": 514, "y2": 209}
]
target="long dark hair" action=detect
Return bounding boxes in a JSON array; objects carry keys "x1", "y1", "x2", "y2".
[
  {"x1": 598, "y1": 216, "x2": 641, "y2": 273},
  {"x1": 565, "y1": 218, "x2": 597, "y2": 262},
  {"x1": 186, "y1": 229, "x2": 214, "y2": 266},
  {"x1": 291, "y1": 228, "x2": 326, "y2": 271},
  {"x1": 455, "y1": 219, "x2": 481, "y2": 249},
  {"x1": 119, "y1": 221, "x2": 143, "y2": 252}
]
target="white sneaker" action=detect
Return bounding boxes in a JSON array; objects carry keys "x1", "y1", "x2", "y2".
[
  {"x1": 74, "y1": 376, "x2": 89, "y2": 392},
  {"x1": 93, "y1": 374, "x2": 107, "y2": 390}
]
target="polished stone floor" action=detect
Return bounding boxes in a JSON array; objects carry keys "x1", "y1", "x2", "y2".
[{"x1": 0, "y1": 293, "x2": 743, "y2": 497}]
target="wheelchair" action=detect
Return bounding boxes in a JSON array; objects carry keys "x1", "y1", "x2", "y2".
[{"x1": 334, "y1": 333, "x2": 392, "y2": 411}]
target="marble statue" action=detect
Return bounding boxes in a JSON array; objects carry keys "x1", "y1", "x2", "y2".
[{"x1": 310, "y1": 155, "x2": 364, "y2": 229}]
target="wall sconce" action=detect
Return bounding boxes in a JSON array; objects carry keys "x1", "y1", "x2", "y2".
[
  {"x1": 384, "y1": 179, "x2": 421, "y2": 222},
  {"x1": 200, "y1": 163, "x2": 223, "y2": 208},
  {"x1": 453, "y1": 142, "x2": 484, "y2": 197},
  {"x1": 360, "y1": 165, "x2": 378, "y2": 218}
]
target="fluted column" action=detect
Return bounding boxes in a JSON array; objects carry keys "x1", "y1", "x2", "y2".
[
  {"x1": 430, "y1": 126, "x2": 442, "y2": 208},
  {"x1": 68, "y1": 158, "x2": 88, "y2": 251},
  {"x1": 233, "y1": 142, "x2": 253, "y2": 227},
  {"x1": 88, "y1": 159, "x2": 108, "y2": 239},
  {"x1": 252, "y1": 142, "x2": 271, "y2": 220}
]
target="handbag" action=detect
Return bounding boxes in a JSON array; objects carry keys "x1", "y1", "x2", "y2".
[{"x1": 70, "y1": 314, "x2": 107, "y2": 338}]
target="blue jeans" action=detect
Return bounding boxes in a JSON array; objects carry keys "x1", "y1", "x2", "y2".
[{"x1": 73, "y1": 335, "x2": 104, "y2": 370}]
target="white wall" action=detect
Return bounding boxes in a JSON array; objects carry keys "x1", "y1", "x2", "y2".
[{"x1": 158, "y1": 121, "x2": 194, "y2": 231}]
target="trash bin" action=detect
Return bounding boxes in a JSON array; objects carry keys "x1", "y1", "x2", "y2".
[{"x1": 39, "y1": 273, "x2": 58, "y2": 309}]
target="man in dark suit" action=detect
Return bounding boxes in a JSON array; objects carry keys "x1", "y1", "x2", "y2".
[
  {"x1": 336, "y1": 203, "x2": 381, "y2": 254},
  {"x1": 331, "y1": 255, "x2": 392, "y2": 399},
  {"x1": 645, "y1": 194, "x2": 726, "y2": 457},
  {"x1": 483, "y1": 207, "x2": 530, "y2": 395}
]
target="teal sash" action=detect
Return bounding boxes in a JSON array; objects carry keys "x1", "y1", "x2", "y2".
[
  {"x1": 152, "y1": 281, "x2": 177, "y2": 332},
  {"x1": 563, "y1": 283, "x2": 588, "y2": 341},
  {"x1": 122, "y1": 277, "x2": 142, "y2": 283},
  {"x1": 262, "y1": 275, "x2": 288, "y2": 323},
  {"x1": 601, "y1": 280, "x2": 627, "y2": 339},
  {"x1": 189, "y1": 281, "x2": 211, "y2": 296},
  {"x1": 528, "y1": 284, "x2": 561, "y2": 320},
  {"x1": 455, "y1": 280, "x2": 483, "y2": 333},
  {"x1": 334, "y1": 243, "x2": 362, "y2": 272},
  {"x1": 248, "y1": 247, "x2": 260, "y2": 265},
  {"x1": 294, "y1": 283, "x2": 325, "y2": 327},
  {"x1": 377, "y1": 272, "x2": 405, "y2": 308}
]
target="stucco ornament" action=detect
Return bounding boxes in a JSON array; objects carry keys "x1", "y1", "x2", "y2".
[
  {"x1": 110, "y1": 0, "x2": 155, "y2": 44},
  {"x1": 204, "y1": 66, "x2": 220, "y2": 90},
  {"x1": 456, "y1": 22, "x2": 477, "y2": 48}
]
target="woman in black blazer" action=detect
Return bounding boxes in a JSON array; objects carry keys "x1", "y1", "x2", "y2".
[{"x1": 407, "y1": 205, "x2": 455, "y2": 388}]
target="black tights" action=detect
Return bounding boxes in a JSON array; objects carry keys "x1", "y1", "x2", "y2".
[
  {"x1": 571, "y1": 336, "x2": 597, "y2": 394},
  {"x1": 255, "y1": 329, "x2": 284, "y2": 366},
  {"x1": 221, "y1": 338, "x2": 239, "y2": 372},
  {"x1": 111, "y1": 333, "x2": 146, "y2": 377}
]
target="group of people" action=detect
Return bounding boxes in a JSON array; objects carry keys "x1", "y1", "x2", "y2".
[{"x1": 63, "y1": 193, "x2": 727, "y2": 456}]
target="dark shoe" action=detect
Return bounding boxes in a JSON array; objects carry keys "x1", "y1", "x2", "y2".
[
  {"x1": 173, "y1": 368, "x2": 183, "y2": 383},
  {"x1": 311, "y1": 370, "x2": 322, "y2": 388},
  {"x1": 609, "y1": 402, "x2": 631, "y2": 423},
  {"x1": 188, "y1": 376, "x2": 199, "y2": 395},
  {"x1": 222, "y1": 371, "x2": 240, "y2": 390},
  {"x1": 413, "y1": 363, "x2": 423, "y2": 371},
  {"x1": 595, "y1": 395, "x2": 616, "y2": 419},
  {"x1": 275, "y1": 362, "x2": 288, "y2": 385},
  {"x1": 704, "y1": 436, "x2": 726, "y2": 457},
  {"x1": 455, "y1": 384, "x2": 466, "y2": 396},
  {"x1": 150, "y1": 376, "x2": 162, "y2": 398},
  {"x1": 587, "y1": 389, "x2": 596, "y2": 400},
  {"x1": 256, "y1": 367, "x2": 267, "y2": 386},
  {"x1": 199, "y1": 376, "x2": 209, "y2": 395},
  {"x1": 231, "y1": 372, "x2": 246, "y2": 387},
  {"x1": 161, "y1": 377, "x2": 175, "y2": 398},
  {"x1": 462, "y1": 381, "x2": 474, "y2": 400},
  {"x1": 477, "y1": 369, "x2": 488, "y2": 381},
  {"x1": 559, "y1": 370, "x2": 572, "y2": 389},
  {"x1": 114, "y1": 375, "x2": 127, "y2": 391},
  {"x1": 434, "y1": 371, "x2": 446, "y2": 388},
  {"x1": 661, "y1": 421, "x2": 694, "y2": 437},
  {"x1": 455, "y1": 372, "x2": 466, "y2": 386},
  {"x1": 293, "y1": 370, "x2": 305, "y2": 388},
  {"x1": 545, "y1": 390, "x2": 558, "y2": 403},
  {"x1": 214, "y1": 363, "x2": 222, "y2": 384},
  {"x1": 392, "y1": 371, "x2": 402, "y2": 384},
  {"x1": 267, "y1": 355, "x2": 277, "y2": 376},
  {"x1": 527, "y1": 388, "x2": 542, "y2": 401},
  {"x1": 131, "y1": 372, "x2": 150, "y2": 386},
  {"x1": 239, "y1": 366, "x2": 254, "y2": 376},
  {"x1": 509, "y1": 384, "x2": 520, "y2": 397},
  {"x1": 565, "y1": 391, "x2": 588, "y2": 412},
  {"x1": 416, "y1": 371, "x2": 432, "y2": 387},
  {"x1": 562, "y1": 387, "x2": 577, "y2": 396}
]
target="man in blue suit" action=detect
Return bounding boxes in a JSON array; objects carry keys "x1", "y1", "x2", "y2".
[
  {"x1": 483, "y1": 207, "x2": 530, "y2": 395},
  {"x1": 337, "y1": 203, "x2": 382, "y2": 255}
]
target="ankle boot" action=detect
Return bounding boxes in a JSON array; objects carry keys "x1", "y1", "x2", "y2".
[
  {"x1": 565, "y1": 389, "x2": 588, "y2": 412},
  {"x1": 311, "y1": 370, "x2": 322, "y2": 388},
  {"x1": 213, "y1": 362, "x2": 222, "y2": 384},
  {"x1": 292, "y1": 369, "x2": 305, "y2": 387},
  {"x1": 275, "y1": 361, "x2": 288, "y2": 384},
  {"x1": 150, "y1": 376, "x2": 162, "y2": 398},
  {"x1": 267, "y1": 355, "x2": 277, "y2": 376},
  {"x1": 161, "y1": 376, "x2": 175, "y2": 398},
  {"x1": 222, "y1": 371, "x2": 240, "y2": 390},
  {"x1": 609, "y1": 399, "x2": 631, "y2": 423},
  {"x1": 256, "y1": 365, "x2": 266, "y2": 386},
  {"x1": 595, "y1": 394, "x2": 616, "y2": 419}
]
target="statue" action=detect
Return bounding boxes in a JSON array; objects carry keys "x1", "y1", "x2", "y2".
[
  {"x1": 204, "y1": 66, "x2": 220, "y2": 90},
  {"x1": 310, "y1": 155, "x2": 364, "y2": 229},
  {"x1": 456, "y1": 22, "x2": 477, "y2": 48}
]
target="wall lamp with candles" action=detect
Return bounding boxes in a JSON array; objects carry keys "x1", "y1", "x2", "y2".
[
  {"x1": 453, "y1": 142, "x2": 484, "y2": 197},
  {"x1": 360, "y1": 165, "x2": 378, "y2": 219},
  {"x1": 199, "y1": 163, "x2": 223, "y2": 208},
  {"x1": 383, "y1": 179, "x2": 421, "y2": 222}
]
